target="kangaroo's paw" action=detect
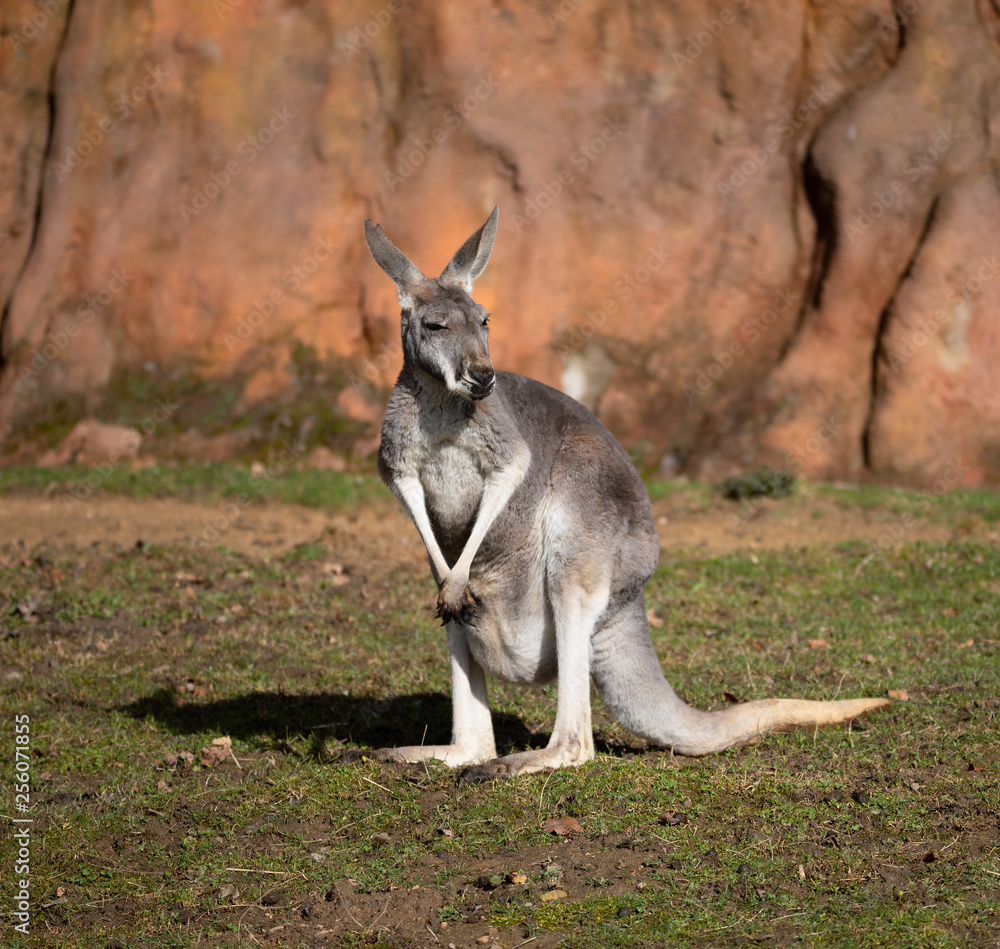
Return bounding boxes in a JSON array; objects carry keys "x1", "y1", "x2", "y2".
[{"x1": 436, "y1": 581, "x2": 478, "y2": 626}]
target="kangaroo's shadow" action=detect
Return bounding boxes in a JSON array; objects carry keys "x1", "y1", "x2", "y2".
[{"x1": 119, "y1": 688, "x2": 541, "y2": 760}]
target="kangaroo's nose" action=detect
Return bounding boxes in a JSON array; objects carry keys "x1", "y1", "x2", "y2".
[{"x1": 469, "y1": 368, "x2": 496, "y2": 399}]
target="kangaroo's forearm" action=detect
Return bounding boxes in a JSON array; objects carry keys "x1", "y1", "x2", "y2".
[
  {"x1": 391, "y1": 474, "x2": 450, "y2": 582},
  {"x1": 451, "y1": 444, "x2": 531, "y2": 578}
]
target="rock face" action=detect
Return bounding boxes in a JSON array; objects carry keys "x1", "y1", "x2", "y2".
[{"x1": 1, "y1": 0, "x2": 998, "y2": 484}]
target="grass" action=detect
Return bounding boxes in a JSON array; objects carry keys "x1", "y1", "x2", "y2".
[
  {"x1": 2, "y1": 460, "x2": 998, "y2": 523},
  {"x1": 0, "y1": 463, "x2": 382, "y2": 510},
  {"x1": 0, "y1": 466, "x2": 998, "y2": 947}
]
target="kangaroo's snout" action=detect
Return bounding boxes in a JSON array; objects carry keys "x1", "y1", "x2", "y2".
[{"x1": 468, "y1": 367, "x2": 496, "y2": 400}]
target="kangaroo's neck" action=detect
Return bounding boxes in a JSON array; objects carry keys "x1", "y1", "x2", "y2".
[
  {"x1": 386, "y1": 364, "x2": 522, "y2": 471},
  {"x1": 400, "y1": 363, "x2": 479, "y2": 425}
]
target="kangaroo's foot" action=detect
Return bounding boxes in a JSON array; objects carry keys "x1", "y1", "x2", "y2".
[
  {"x1": 457, "y1": 743, "x2": 594, "y2": 786},
  {"x1": 346, "y1": 743, "x2": 495, "y2": 768}
]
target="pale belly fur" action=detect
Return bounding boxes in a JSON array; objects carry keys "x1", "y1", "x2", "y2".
[{"x1": 463, "y1": 522, "x2": 558, "y2": 686}]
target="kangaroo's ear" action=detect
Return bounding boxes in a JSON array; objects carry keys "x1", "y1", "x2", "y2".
[
  {"x1": 364, "y1": 219, "x2": 429, "y2": 310},
  {"x1": 438, "y1": 206, "x2": 499, "y2": 293}
]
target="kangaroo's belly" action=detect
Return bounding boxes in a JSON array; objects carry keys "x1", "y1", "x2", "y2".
[{"x1": 464, "y1": 542, "x2": 557, "y2": 685}]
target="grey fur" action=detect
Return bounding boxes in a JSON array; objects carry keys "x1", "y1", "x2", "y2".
[{"x1": 362, "y1": 208, "x2": 889, "y2": 781}]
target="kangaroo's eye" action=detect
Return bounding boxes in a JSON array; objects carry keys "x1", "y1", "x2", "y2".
[
  {"x1": 481, "y1": 317, "x2": 490, "y2": 327},
  {"x1": 424, "y1": 322, "x2": 446, "y2": 331}
]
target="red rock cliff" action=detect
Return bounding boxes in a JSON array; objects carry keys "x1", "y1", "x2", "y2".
[{"x1": 1, "y1": 0, "x2": 999, "y2": 485}]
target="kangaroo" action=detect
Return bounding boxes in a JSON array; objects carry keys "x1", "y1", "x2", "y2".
[{"x1": 362, "y1": 206, "x2": 889, "y2": 783}]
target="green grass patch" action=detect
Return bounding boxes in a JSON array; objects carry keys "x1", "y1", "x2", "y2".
[
  {"x1": 0, "y1": 463, "x2": 382, "y2": 509},
  {"x1": 0, "y1": 480, "x2": 998, "y2": 947}
]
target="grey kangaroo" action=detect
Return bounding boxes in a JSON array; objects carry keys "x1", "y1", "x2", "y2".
[{"x1": 363, "y1": 206, "x2": 889, "y2": 783}]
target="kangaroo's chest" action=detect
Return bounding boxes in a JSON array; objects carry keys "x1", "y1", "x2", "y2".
[{"x1": 417, "y1": 439, "x2": 485, "y2": 549}]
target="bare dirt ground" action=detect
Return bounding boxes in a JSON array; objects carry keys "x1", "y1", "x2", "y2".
[
  {"x1": 3, "y1": 486, "x2": 998, "y2": 947},
  {"x1": 2, "y1": 490, "x2": 996, "y2": 568}
]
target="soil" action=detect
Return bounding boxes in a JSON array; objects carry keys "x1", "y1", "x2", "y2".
[
  {"x1": 2, "y1": 489, "x2": 996, "y2": 565},
  {"x1": 5, "y1": 487, "x2": 999, "y2": 947}
]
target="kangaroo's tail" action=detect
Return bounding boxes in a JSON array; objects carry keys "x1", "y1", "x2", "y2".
[{"x1": 591, "y1": 599, "x2": 890, "y2": 756}]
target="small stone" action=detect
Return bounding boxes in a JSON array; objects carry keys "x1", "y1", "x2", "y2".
[{"x1": 851, "y1": 790, "x2": 869, "y2": 805}]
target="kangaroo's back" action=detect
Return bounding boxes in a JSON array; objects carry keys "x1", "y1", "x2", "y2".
[{"x1": 482, "y1": 370, "x2": 659, "y2": 590}]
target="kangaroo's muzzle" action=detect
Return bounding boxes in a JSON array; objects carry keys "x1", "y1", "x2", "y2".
[{"x1": 468, "y1": 368, "x2": 496, "y2": 400}]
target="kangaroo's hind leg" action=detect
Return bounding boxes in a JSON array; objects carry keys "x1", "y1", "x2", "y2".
[
  {"x1": 360, "y1": 621, "x2": 498, "y2": 767},
  {"x1": 457, "y1": 562, "x2": 607, "y2": 784}
]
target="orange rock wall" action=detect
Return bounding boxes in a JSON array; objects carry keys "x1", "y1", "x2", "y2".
[{"x1": 1, "y1": 0, "x2": 999, "y2": 484}]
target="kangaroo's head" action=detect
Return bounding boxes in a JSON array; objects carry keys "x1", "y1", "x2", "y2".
[{"x1": 364, "y1": 207, "x2": 499, "y2": 401}]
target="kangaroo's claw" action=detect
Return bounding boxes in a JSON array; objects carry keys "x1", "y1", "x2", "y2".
[{"x1": 436, "y1": 584, "x2": 478, "y2": 626}]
